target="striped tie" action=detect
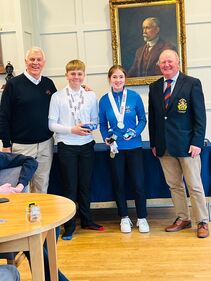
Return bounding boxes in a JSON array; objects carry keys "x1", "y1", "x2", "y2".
[{"x1": 164, "y1": 79, "x2": 173, "y2": 109}]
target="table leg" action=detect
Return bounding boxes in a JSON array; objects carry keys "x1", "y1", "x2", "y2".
[
  {"x1": 29, "y1": 233, "x2": 45, "y2": 281},
  {"x1": 46, "y1": 228, "x2": 58, "y2": 281}
]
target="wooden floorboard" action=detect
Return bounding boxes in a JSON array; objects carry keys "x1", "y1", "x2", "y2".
[{"x1": 11, "y1": 207, "x2": 211, "y2": 280}]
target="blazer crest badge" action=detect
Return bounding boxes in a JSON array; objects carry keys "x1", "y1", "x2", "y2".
[{"x1": 177, "y1": 98, "x2": 187, "y2": 113}]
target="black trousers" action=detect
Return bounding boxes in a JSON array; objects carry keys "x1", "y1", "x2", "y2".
[
  {"x1": 58, "y1": 141, "x2": 95, "y2": 233},
  {"x1": 110, "y1": 147, "x2": 147, "y2": 218}
]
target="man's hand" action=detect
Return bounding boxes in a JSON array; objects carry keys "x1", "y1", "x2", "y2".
[
  {"x1": 0, "y1": 183, "x2": 24, "y2": 194},
  {"x1": 71, "y1": 124, "x2": 91, "y2": 136},
  {"x1": 2, "y1": 147, "x2": 12, "y2": 153},
  {"x1": 15, "y1": 183, "x2": 24, "y2": 193},
  {"x1": 0, "y1": 183, "x2": 16, "y2": 193},
  {"x1": 82, "y1": 84, "x2": 92, "y2": 91},
  {"x1": 188, "y1": 145, "x2": 201, "y2": 158}
]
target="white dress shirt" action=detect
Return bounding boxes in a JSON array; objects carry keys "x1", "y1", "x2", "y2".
[
  {"x1": 24, "y1": 70, "x2": 42, "y2": 85},
  {"x1": 164, "y1": 71, "x2": 180, "y2": 93},
  {"x1": 48, "y1": 85, "x2": 98, "y2": 145}
]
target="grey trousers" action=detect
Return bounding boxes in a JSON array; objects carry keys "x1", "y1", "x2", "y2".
[{"x1": 12, "y1": 138, "x2": 53, "y2": 193}]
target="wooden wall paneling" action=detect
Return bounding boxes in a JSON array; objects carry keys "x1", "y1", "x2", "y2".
[
  {"x1": 40, "y1": 32, "x2": 79, "y2": 77},
  {"x1": 185, "y1": 0, "x2": 211, "y2": 23}
]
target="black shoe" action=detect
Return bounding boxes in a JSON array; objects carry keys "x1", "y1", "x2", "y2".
[{"x1": 82, "y1": 222, "x2": 105, "y2": 231}]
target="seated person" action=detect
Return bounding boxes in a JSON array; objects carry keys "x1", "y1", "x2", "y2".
[
  {"x1": 0, "y1": 152, "x2": 38, "y2": 192},
  {"x1": 0, "y1": 264, "x2": 20, "y2": 281},
  {"x1": 0, "y1": 152, "x2": 69, "y2": 281}
]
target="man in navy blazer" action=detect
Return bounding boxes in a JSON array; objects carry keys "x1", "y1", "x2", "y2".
[{"x1": 148, "y1": 49, "x2": 209, "y2": 238}]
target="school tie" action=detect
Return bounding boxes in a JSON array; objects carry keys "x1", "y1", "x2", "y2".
[{"x1": 164, "y1": 79, "x2": 173, "y2": 109}]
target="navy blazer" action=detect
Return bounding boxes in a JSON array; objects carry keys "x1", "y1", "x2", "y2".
[{"x1": 148, "y1": 72, "x2": 206, "y2": 157}]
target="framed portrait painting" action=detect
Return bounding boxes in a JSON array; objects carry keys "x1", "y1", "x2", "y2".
[
  {"x1": 109, "y1": 0, "x2": 186, "y2": 85},
  {"x1": 0, "y1": 36, "x2": 5, "y2": 74}
]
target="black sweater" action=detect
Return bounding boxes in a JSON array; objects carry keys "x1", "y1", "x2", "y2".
[{"x1": 0, "y1": 74, "x2": 57, "y2": 147}]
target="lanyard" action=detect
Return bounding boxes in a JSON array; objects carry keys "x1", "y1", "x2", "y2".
[
  {"x1": 66, "y1": 87, "x2": 84, "y2": 125},
  {"x1": 108, "y1": 89, "x2": 127, "y2": 129}
]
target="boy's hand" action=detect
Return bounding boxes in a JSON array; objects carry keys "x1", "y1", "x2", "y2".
[
  {"x1": 71, "y1": 124, "x2": 91, "y2": 136},
  {"x1": 2, "y1": 147, "x2": 12, "y2": 153}
]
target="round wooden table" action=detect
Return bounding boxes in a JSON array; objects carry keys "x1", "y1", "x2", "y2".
[{"x1": 0, "y1": 193, "x2": 76, "y2": 281}]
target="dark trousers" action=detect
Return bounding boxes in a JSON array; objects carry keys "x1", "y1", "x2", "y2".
[
  {"x1": 110, "y1": 147, "x2": 147, "y2": 218},
  {"x1": 58, "y1": 141, "x2": 95, "y2": 233}
]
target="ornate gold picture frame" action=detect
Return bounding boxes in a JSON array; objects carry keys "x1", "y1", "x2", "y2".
[
  {"x1": 0, "y1": 36, "x2": 5, "y2": 74},
  {"x1": 109, "y1": 0, "x2": 186, "y2": 85}
]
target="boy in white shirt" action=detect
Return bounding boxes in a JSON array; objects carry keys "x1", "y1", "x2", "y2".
[{"x1": 49, "y1": 60, "x2": 104, "y2": 240}]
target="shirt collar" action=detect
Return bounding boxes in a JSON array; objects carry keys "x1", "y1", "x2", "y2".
[
  {"x1": 66, "y1": 85, "x2": 85, "y2": 96},
  {"x1": 147, "y1": 36, "x2": 159, "y2": 47},
  {"x1": 24, "y1": 70, "x2": 42, "y2": 85},
  {"x1": 164, "y1": 71, "x2": 180, "y2": 83}
]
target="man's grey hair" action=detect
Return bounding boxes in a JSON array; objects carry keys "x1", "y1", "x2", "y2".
[
  {"x1": 144, "y1": 17, "x2": 160, "y2": 28},
  {"x1": 158, "y1": 49, "x2": 180, "y2": 64},
  {"x1": 25, "y1": 46, "x2": 46, "y2": 61}
]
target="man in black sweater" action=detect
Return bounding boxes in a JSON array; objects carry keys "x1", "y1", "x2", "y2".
[{"x1": 0, "y1": 46, "x2": 57, "y2": 193}]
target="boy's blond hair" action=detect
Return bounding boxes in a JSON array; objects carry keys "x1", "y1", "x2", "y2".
[{"x1": 66, "y1": 59, "x2": 85, "y2": 72}]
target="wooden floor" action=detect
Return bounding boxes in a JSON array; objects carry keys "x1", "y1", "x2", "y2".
[{"x1": 11, "y1": 207, "x2": 211, "y2": 280}]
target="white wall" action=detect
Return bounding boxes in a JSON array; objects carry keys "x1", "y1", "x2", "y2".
[
  {"x1": 185, "y1": 0, "x2": 211, "y2": 140},
  {"x1": 0, "y1": 0, "x2": 211, "y2": 142}
]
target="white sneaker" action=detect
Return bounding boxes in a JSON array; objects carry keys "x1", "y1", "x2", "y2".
[
  {"x1": 137, "y1": 218, "x2": 150, "y2": 233},
  {"x1": 120, "y1": 217, "x2": 133, "y2": 233}
]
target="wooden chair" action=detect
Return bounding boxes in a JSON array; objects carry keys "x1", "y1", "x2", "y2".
[{"x1": 0, "y1": 251, "x2": 26, "y2": 267}]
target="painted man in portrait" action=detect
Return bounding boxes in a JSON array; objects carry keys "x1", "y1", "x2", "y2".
[{"x1": 128, "y1": 17, "x2": 176, "y2": 77}]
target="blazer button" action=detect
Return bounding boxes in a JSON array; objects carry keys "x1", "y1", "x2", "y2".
[{"x1": 164, "y1": 116, "x2": 167, "y2": 120}]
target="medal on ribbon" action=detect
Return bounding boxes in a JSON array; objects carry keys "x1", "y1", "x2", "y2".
[
  {"x1": 108, "y1": 89, "x2": 127, "y2": 130},
  {"x1": 66, "y1": 87, "x2": 84, "y2": 125},
  {"x1": 117, "y1": 121, "x2": 124, "y2": 129},
  {"x1": 110, "y1": 152, "x2": 115, "y2": 158},
  {"x1": 110, "y1": 144, "x2": 119, "y2": 158}
]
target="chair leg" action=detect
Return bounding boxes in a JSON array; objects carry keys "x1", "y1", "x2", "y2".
[
  {"x1": 7, "y1": 252, "x2": 26, "y2": 267},
  {"x1": 15, "y1": 252, "x2": 26, "y2": 267},
  {"x1": 7, "y1": 259, "x2": 16, "y2": 266}
]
